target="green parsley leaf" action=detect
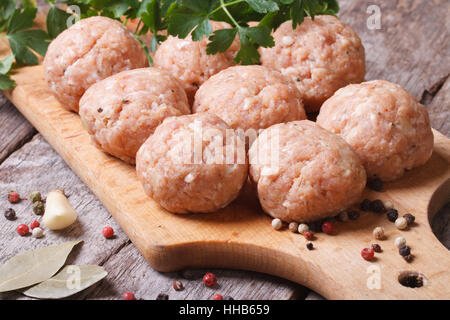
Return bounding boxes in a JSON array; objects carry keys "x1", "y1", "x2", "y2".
[
  {"x1": 46, "y1": 5, "x2": 72, "y2": 39},
  {"x1": 206, "y1": 28, "x2": 237, "y2": 54},
  {"x1": 0, "y1": 74, "x2": 16, "y2": 90},
  {"x1": 244, "y1": 0, "x2": 279, "y2": 13},
  {"x1": 0, "y1": 54, "x2": 14, "y2": 75}
]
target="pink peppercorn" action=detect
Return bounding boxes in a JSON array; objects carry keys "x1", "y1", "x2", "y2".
[
  {"x1": 17, "y1": 224, "x2": 29, "y2": 236},
  {"x1": 102, "y1": 226, "x2": 114, "y2": 238},
  {"x1": 123, "y1": 291, "x2": 135, "y2": 300},
  {"x1": 203, "y1": 273, "x2": 217, "y2": 287},
  {"x1": 321, "y1": 221, "x2": 334, "y2": 234},
  {"x1": 361, "y1": 248, "x2": 375, "y2": 261},
  {"x1": 303, "y1": 231, "x2": 314, "y2": 240},
  {"x1": 30, "y1": 220, "x2": 40, "y2": 230},
  {"x1": 8, "y1": 191, "x2": 20, "y2": 204},
  {"x1": 212, "y1": 294, "x2": 223, "y2": 300}
]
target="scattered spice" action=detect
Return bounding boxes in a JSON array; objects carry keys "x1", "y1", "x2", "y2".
[
  {"x1": 32, "y1": 201, "x2": 45, "y2": 215},
  {"x1": 123, "y1": 291, "x2": 135, "y2": 300},
  {"x1": 203, "y1": 272, "x2": 217, "y2": 287},
  {"x1": 7, "y1": 191, "x2": 21, "y2": 204},
  {"x1": 395, "y1": 237, "x2": 406, "y2": 248},
  {"x1": 97, "y1": 107, "x2": 103, "y2": 113},
  {"x1": 367, "y1": 178, "x2": 383, "y2": 192},
  {"x1": 337, "y1": 211, "x2": 348, "y2": 222},
  {"x1": 308, "y1": 220, "x2": 322, "y2": 233},
  {"x1": 399, "y1": 273, "x2": 422, "y2": 287},
  {"x1": 372, "y1": 226, "x2": 385, "y2": 240},
  {"x1": 371, "y1": 244, "x2": 382, "y2": 253},
  {"x1": 172, "y1": 280, "x2": 184, "y2": 291},
  {"x1": 306, "y1": 242, "x2": 314, "y2": 250},
  {"x1": 398, "y1": 245, "x2": 411, "y2": 257},
  {"x1": 403, "y1": 255, "x2": 413, "y2": 263},
  {"x1": 271, "y1": 218, "x2": 282, "y2": 230},
  {"x1": 298, "y1": 223, "x2": 309, "y2": 234},
  {"x1": 370, "y1": 200, "x2": 385, "y2": 213},
  {"x1": 288, "y1": 222, "x2": 298, "y2": 233},
  {"x1": 386, "y1": 208, "x2": 398, "y2": 222},
  {"x1": 403, "y1": 213, "x2": 415, "y2": 226},
  {"x1": 156, "y1": 293, "x2": 169, "y2": 300},
  {"x1": 102, "y1": 226, "x2": 114, "y2": 238},
  {"x1": 321, "y1": 221, "x2": 334, "y2": 234},
  {"x1": 223, "y1": 296, "x2": 234, "y2": 300},
  {"x1": 32, "y1": 227, "x2": 44, "y2": 238},
  {"x1": 361, "y1": 248, "x2": 375, "y2": 261},
  {"x1": 17, "y1": 224, "x2": 29, "y2": 236},
  {"x1": 30, "y1": 220, "x2": 40, "y2": 230},
  {"x1": 348, "y1": 210, "x2": 360, "y2": 220},
  {"x1": 384, "y1": 201, "x2": 394, "y2": 209},
  {"x1": 29, "y1": 191, "x2": 42, "y2": 203},
  {"x1": 4, "y1": 208, "x2": 16, "y2": 221},
  {"x1": 360, "y1": 199, "x2": 371, "y2": 211},
  {"x1": 395, "y1": 217, "x2": 408, "y2": 230},
  {"x1": 303, "y1": 231, "x2": 314, "y2": 240},
  {"x1": 212, "y1": 294, "x2": 223, "y2": 300}
]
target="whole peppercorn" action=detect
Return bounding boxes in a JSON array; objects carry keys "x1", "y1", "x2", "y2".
[
  {"x1": 288, "y1": 222, "x2": 298, "y2": 233},
  {"x1": 321, "y1": 221, "x2": 334, "y2": 234},
  {"x1": 4, "y1": 208, "x2": 16, "y2": 220},
  {"x1": 403, "y1": 213, "x2": 415, "y2": 226},
  {"x1": 403, "y1": 255, "x2": 413, "y2": 263},
  {"x1": 30, "y1": 220, "x2": 40, "y2": 230},
  {"x1": 308, "y1": 220, "x2": 322, "y2": 233},
  {"x1": 360, "y1": 199, "x2": 371, "y2": 211},
  {"x1": 212, "y1": 294, "x2": 223, "y2": 300},
  {"x1": 386, "y1": 208, "x2": 398, "y2": 222},
  {"x1": 102, "y1": 226, "x2": 114, "y2": 238},
  {"x1": 223, "y1": 296, "x2": 234, "y2": 300},
  {"x1": 399, "y1": 245, "x2": 411, "y2": 257},
  {"x1": 172, "y1": 280, "x2": 184, "y2": 291},
  {"x1": 361, "y1": 248, "x2": 375, "y2": 261},
  {"x1": 7, "y1": 191, "x2": 21, "y2": 203},
  {"x1": 203, "y1": 272, "x2": 217, "y2": 287},
  {"x1": 298, "y1": 223, "x2": 309, "y2": 234},
  {"x1": 271, "y1": 218, "x2": 282, "y2": 230},
  {"x1": 29, "y1": 191, "x2": 42, "y2": 203},
  {"x1": 32, "y1": 227, "x2": 44, "y2": 238},
  {"x1": 371, "y1": 244, "x2": 382, "y2": 253},
  {"x1": 348, "y1": 210, "x2": 360, "y2": 220},
  {"x1": 303, "y1": 231, "x2": 314, "y2": 240},
  {"x1": 384, "y1": 201, "x2": 394, "y2": 209},
  {"x1": 123, "y1": 291, "x2": 135, "y2": 300},
  {"x1": 395, "y1": 237, "x2": 406, "y2": 248},
  {"x1": 337, "y1": 211, "x2": 348, "y2": 222},
  {"x1": 395, "y1": 217, "x2": 408, "y2": 230},
  {"x1": 306, "y1": 242, "x2": 314, "y2": 250},
  {"x1": 367, "y1": 178, "x2": 383, "y2": 192},
  {"x1": 32, "y1": 201, "x2": 45, "y2": 215},
  {"x1": 370, "y1": 200, "x2": 385, "y2": 213},
  {"x1": 156, "y1": 293, "x2": 169, "y2": 300},
  {"x1": 17, "y1": 224, "x2": 29, "y2": 236},
  {"x1": 372, "y1": 226, "x2": 385, "y2": 240}
]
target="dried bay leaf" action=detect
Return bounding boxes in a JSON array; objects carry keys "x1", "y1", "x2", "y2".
[
  {"x1": 22, "y1": 265, "x2": 107, "y2": 299},
  {"x1": 0, "y1": 240, "x2": 82, "y2": 292}
]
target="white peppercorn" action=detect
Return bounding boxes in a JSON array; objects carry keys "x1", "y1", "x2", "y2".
[
  {"x1": 272, "y1": 218, "x2": 282, "y2": 230},
  {"x1": 298, "y1": 223, "x2": 309, "y2": 234},
  {"x1": 288, "y1": 222, "x2": 298, "y2": 233},
  {"x1": 32, "y1": 227, "x2": 44, "y2": 238},
  {"x1": 384, "y1": 201, "x2": 394, "y2": 209},
  {"x1": 373, "y1": 226, "x2": 385, "y2": 240},
  {"x1": 395, "y1": 217, "x2": 408, "y2": 230},
  {"x1": 395, "y1": 236, "x2": 406, "y2": 248}
]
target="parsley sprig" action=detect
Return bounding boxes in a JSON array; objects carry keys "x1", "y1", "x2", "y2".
[{"x1": 0, "y1": 0, "x2": 339, "y2": 90}]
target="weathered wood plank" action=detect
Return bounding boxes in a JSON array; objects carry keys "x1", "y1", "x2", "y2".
[
  {"x1": 0, "y1": 135, "x2": 305, "y2": 300},
  {"x1": 425, "y1": 77, "x2": 450, "y2": 137}
]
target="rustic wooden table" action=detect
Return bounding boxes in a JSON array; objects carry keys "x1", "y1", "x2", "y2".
[{"x1": 0, "y1": 0, "x2": 448, "y2": 300}]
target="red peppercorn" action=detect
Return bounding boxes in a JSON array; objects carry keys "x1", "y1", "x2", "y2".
[
  {"x1": 203, "y1": 272, "x2": 217, "y2": 287},
  {"x1": 321, "y1": 221, "x2": 334, "y2": 234},
  {"x1": 212, "y1": 294, "x2": 223, "y2": 300},
  {"x1": 303, "y1": 231, "x2": 314, "y2": 240},
  {"x1": 361, "y1": 248, "x2": 375, "y2": 261},
  {"x1": 17, "y1": 224, "x2": 29, "y2": 236},
  {"x1": 7, "y1": 191, "x2": 21, "y2": 204},
  {"x1": 123, "y1": 291, "x2": 135, "y2": 300},
  {"x1": 30, "y1": 220, "x2": 40, "y2": 230},
  {"x1": 102, "y1": 226, "x2": 114, "y2": 238}
]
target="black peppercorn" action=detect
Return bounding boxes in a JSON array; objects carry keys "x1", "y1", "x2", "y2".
[
  {"x1": 4, "y1": 208, "x2": 16, "y2": 220},
  {"x1": 367, "y1": 178, "x2": 383, "y2": 192},
  {"x1": 308, "y1": 220, "x2": 322, "y2": 233},
  {"x1": 223, "y1": 296, "x2": 234, "y2": 300},
  {"x1": 156, "y1": 293, "x2": 169, "y2": 300},
  {"x1": 403, "y1": 255, "x2": 413, "y2": 263},
  {"x1": 360, "y1": 199, "x2": 371, "y2": 211},
  {"x1": 371, "y1": 244, "x2": 382, "y2": 253},
  {"x1": 386, "y1": 208, "x2": 398, "y2": 222},
  {"x1": 399, "y1": 245, "x2": 411, "y2": 256},
  {"x1": 306, "y1": 242, "x2": 314, "y2": 250},
  {"x1": 348, "y1": 210, "x2": 360, "y2": 220},
  {"x1": 403, "y1": 213, "x2": 415, "y2": 225},
  {"x1": 370, "y1": 200, "x2": 385, "y2": 213}
]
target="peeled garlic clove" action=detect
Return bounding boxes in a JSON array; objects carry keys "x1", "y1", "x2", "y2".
[{"x1": 43, "y1": 190, "x2": 77, "y2": 230}]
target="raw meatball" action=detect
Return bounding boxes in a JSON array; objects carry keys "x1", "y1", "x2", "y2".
[
  {"x1": 44, "y1": 16, "x2": 148, "y2": 112},
  {"x1": 260, "y1": 15, "x2": 365, "y2": 112},
  {"x1": 153, "y1": 21, "x2": 239, "y2": 104},
  {"x1": 316, "y1": 80, "x2": 434, "y2": 181},
  {"x1": 79, "y1": 68, "x2": 190, "y2": 164},
  {"x1": 136, "y1": 113, "x2": 248, "y2": 213},
  {"x1": 193, "y1": 65, "x2": 307, "y2": 131},
  {"x1": 249, "y1": 120, "x2": 366, "y2": 222}
]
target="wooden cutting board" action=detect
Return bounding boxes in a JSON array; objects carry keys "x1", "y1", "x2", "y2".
[{"x1": 3, "y1": 65, "x2": 450, "y2": 300}]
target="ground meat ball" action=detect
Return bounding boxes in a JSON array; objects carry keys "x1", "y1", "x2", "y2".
[
  {"x1": 249, "y1": 120, "x2": 366, "y2": 222},
  {"x1": 79, "y1": 68, "x2": 190, "y2": 164},
  {"x1": 260, "y1": 15, "x2": 365, "y2": 112},
  {"x1": 153, "y1": 21, "x2": 239, "y2": 104},
  {"x1": 193, "y1": 65, "x2": 306, "y2": 131},
  {"x1": 136, "y1": 113, "x2": 248, "y2": 213},
  {"x1": 44, "y1": 16, "x2": 147, "y2": 112},
  {"x1": 316, "y1": 80, "x2": 434, "y2": 181}
]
